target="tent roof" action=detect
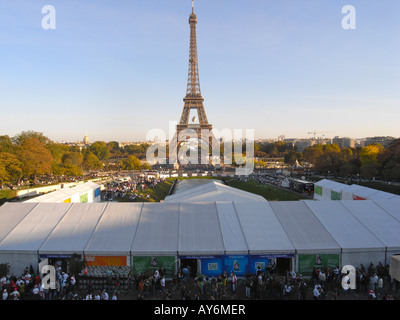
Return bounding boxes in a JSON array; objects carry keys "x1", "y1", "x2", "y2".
[
  {"x1": 0, "y1": 202, "x2": 38, "y2": 242},
  {"x1": 164, "y1": 180, "x2": 266, "y2": 203},
  {"x1": 216, "y1": 202, "x2": 249, "y2": 255},
  {"x1": 25, "y1": 182, "x2": 100, "y2": 203},
  {"x1": 131, "y1": 202, "x2": 180, "y2": 256},
  {"x1": 341, "y1": 200, "x2": 400, "y2": 251},
  {"x1": 0, "y1": 203, "x2": 71, "y2": 253},
  {"x1": 178, "y1": 202, "x2": 225, "y2": 256},
  {"x1": 374, "y1": 199, "x2": 400, "y2": 222},
  {"x1": 38, "y1": 203, "x2": 107, "y2": 255},
  {"x1": 84, "y1": 203, "x2": 143, "y2": 256},
  {"x1": 270, "y1": 201, "x2": 341, "y2": 254},
  {"x1": 304, "y1": 200, "x2": 385, "y2": 252},
  {"x1": 233, "y1": 201, "x2": 295, "y2": 255}
]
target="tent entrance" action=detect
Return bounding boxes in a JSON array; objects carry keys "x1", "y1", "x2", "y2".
[
  {"x1": 180, "y1": 258, "x2": 198, "y2": 278},
  {"x1": 276, "y1": 257, "x2": 291, "y2": 275}
]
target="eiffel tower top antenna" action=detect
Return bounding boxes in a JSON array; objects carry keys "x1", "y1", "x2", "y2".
[{"x1": 192, "y1": 0, "x2": 194, "y2": 14}]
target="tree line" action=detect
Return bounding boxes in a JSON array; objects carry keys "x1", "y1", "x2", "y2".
[
  {"x1": 255, "y1": 139, "x2": 400, "y2": 181},
  {"x1": 0, "y1": 131, "x2": 151, "y2": 187}
]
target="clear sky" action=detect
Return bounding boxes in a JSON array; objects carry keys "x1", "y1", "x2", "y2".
[{"x1": 0, "y1": 0, "x2": 399, "y2": 142}]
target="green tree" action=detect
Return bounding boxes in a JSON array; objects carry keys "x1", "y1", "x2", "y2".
[
  {"x1": 89, "y1": 141, "x2": 110, "y2": 161},
  {"x1": 0, "y1": 135, "x2": 14, "y2": 153},
  {"x1": 284, "y1": 150, "x2": 302, "y2": 165},
  {"x1": 120, "y1": 155, "x2": 142, "y2": 170},
  {"x1": 303, "y1": 145, "x2": 324, "y2": 165},
  {"x1": 141, "y1": 162, "x2": 153, "y2": 170},
  {"x1": 62, "y1": 152, "x2": 83, "y2": 167},
  {"x1": 13, "y1": 130, "x2": 51, "y2": 145},
  {"x1": 83, "y1": 151, "x2": 103, "y2": 170}
]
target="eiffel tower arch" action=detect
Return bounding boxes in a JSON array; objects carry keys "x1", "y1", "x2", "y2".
[{"x1": 170, "y1": 1, "x2": 219, "y2": 169}]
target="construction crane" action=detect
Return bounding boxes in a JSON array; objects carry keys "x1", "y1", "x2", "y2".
[{"x1": 307, "y1": 131, "x2": 334, "y2": 140}]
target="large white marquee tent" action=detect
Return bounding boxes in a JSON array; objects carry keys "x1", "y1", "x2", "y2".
[{"x1": 1, "y1": 196, "x2": 400, "y2": 277}]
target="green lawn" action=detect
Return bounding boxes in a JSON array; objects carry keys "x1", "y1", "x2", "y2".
[
  {"x1": 0, "y1": 189, "x2": 17, "y2": 200},
  {"x1": 226, "y1": 179, "x2": 307, "y2": 201}
]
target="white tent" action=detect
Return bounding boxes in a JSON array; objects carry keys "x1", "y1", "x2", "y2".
[
  {"x1": 367, "y1": 190, "x2": 400, "y2": 201},
  {"x1": 164, "y1": 180, "x2": 266, "y2": 203},
  {"x1": 315, "y1": 179, "x2": 348, "y2": 201},
  {"x1": 374, "y1": 199, "x2": 400, "y2": 222},
  {"x1": 131, "y1": 202, "x2": 180, "y2": 256},
  {"x1": 216, "y1": 202, "x2": 249, "y2": 255},
  {"x1": 270, "y1": 201, "x2": 341, "y2": 255},
  {"x1": 341, "y1": 200, "x2": 400, "y2": 262},
  {"x1": 25, "y1": 182, "x2": 101, "y2": 203},
  {"x1": 84, "y1": 203, "x2": 143, "y2": 258},
  {"x1": 58, "y1": 188, "x2": 81, "y2": 203},
  {"x1": 0, "y1": 202, "x2": 38, "y2": 242},
  {"x1": 304, "y1": 200, "x2": 386, "y2": 268},
  {"x1": 233, "y1": 201, "x2": 294, "y2": 255},
  {"x1": 341, "y1": 184, "x2": 366, "y2": 200},
  {"x1": 351, "y1": 186, "x2": 381, "y2": 200},
  {"x1": 178, "y1": 202, "x2": 225, "y2": 256},
  {"x1": 0, "y1": 203, "x2": 71, "y2": 275},
  {"x1": 38, "y1": 203, "x2": 107, "y2": 256}
]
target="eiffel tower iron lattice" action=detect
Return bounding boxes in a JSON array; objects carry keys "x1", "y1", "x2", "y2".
[{"x1": 170, "y1": 2, "x2": 218, "y2": 168}]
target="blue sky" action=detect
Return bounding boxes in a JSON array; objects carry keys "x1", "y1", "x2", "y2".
[{"x1": 0, "y1": 0, "x2": 399, "y2": 142}]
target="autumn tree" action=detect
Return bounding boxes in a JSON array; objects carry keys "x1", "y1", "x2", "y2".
[
  {"x1": 18, "y1": 138, "x2": 54, "y2": 184},
  {"x1": 0, "y1": 152, "x2": 21, "y2": 186}
]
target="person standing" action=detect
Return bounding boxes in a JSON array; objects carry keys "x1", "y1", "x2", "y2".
[{"x1": 231, "y1": 271, "x2": 237, "y2": 294}]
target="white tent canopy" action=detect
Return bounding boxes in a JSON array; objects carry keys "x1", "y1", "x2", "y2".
[
  {"x1": 0, "y1": 203, "x2": 71, "y2": 275},
  {"x1": 38, "y1": 203, "x2": 107, "y2": 256},
  {"x1": 304, "y1": 200, "x2": 386, "y2": 267},
  {"x1": 374, "y1": 199, "x2": 400, "y2": 222},
  {"x1": 178, "y1": 202, "x2": 225, "y2": 256},
  {"x1": 1, "y1": 197, "x2": 400, "y2": 276},
  {"x1": 271, "y1": 201, "x2": 341, "y2": 254},
  {"x1": 341, "y1": 200, "x2": 400, "y2": 254},
  {"x1": 84, "y1": 203, "x2": 143, "y2": 256},
  {"x1": 0, "y1": 202, "x2": 38, "y2": 242},
  {"x1": 131, "y1": 202, "x2": 180, "y2": 256},
  {"x1": 164, "y1": 180, "x2": 266, "y2": 203},
  {"x1": 216, "y1": 202, "x2": 249, "y2": 255},
  {"x1": 233, "y1": 201, "x2": 295, "y2": 255}
]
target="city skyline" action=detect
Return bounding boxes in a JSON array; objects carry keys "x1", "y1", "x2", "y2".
[{"x1": 1, "y1": 0, "x2": 399, "y2": 142}]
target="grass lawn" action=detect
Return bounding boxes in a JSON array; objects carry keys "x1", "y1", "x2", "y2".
[
  {"x1": 225, "y1": 179, "x2": 307, "y2": 201},
  {"x1": 0, "y1": 189, "x2": 17, "y2": 200}
]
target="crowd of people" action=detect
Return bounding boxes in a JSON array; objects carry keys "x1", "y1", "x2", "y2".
[
  {"x1": 1, "y1": 263, "x2": 119, "y2": 301},
  {"x1": 129, "y1": 260, "x2": 399, "y2": 301},
  {"x1": 102, "y1": 174, "x2": 166, "y2": 202},
  {"x1": 1, "y1": 263, "x2": 77, "y2": 300}
]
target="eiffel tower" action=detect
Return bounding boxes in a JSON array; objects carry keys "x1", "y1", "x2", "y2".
[{"x1": 170, "y1": 0, "x2": 217, "y2": 168}]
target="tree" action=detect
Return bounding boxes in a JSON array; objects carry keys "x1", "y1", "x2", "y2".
[
  {"x1": 12, "y1": 130, "x2": 51, "y2": 145},
  {"x1": 62, "y1": 152, "x2": 83, "y2": 167},
  {"x1": 18, "y1": 138, "x2": 54, "y2": 184},
  {"x1": 83, "y1": 151, "x2": 103, "y2": 170},
  {"x1": 303, "y1": 145, "x2": 324, "y2": 165},
  {"x1": 0, "y1": 152, "x2": 21, "y2": 186},
  {"x1": 120, "y1": 155, "x2": 142, "y2": 170},
  {"x1": 284, "y1": 150, "x2": 302, "y2": 165},
  {"x1": 89, "y1": 141, "x2": 110, "y2": 161},
  {"x1": 141, "y1": 162, "x2": 153, "y2": 170},
  {"x1": 0, "y1": 135, "x2": 14, "y2": 153}
]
